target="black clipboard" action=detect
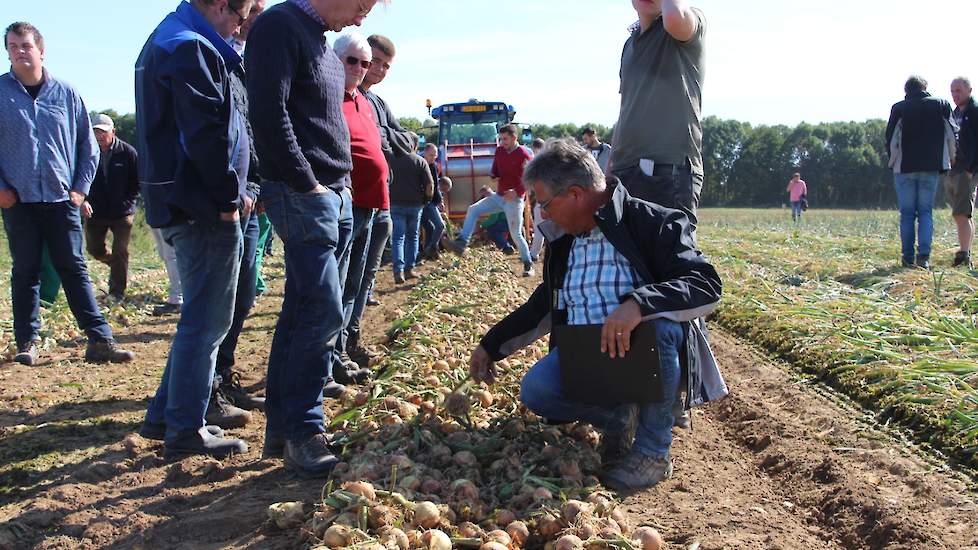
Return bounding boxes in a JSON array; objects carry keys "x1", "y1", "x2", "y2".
[{"x1": 552, "y1": 322, "x2": 663, "y2": 405}]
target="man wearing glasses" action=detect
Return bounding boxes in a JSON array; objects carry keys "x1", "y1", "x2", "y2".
[
  {"x1": 135, "y1": 0, "x2": 256, "y2": 459},
  {"x1": 246, "y1": 0, "x2": 387, "y2": 477}
]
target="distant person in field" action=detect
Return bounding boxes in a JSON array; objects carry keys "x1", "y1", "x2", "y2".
[
  {"x1": 582, "y1": 127, "x2": 612, "y2": 174},
  {"x1": 0, "y1": 22, "x2": 134, "y2": 367},
  {"x1": 83, "y1": 113, "x2": 139, "y2": 301},
  {"x1": 445, "y1": 124, "x2": 536, "y2": 277},
  {"x1": 786, "y1": 172, "x2": 807, "y2": 222},
  {"x1": 419, "y1": 143, "x2": 445, "y2": 260},
  {"x1": 885, "y1": 75, "x2": 957, "y2": 269},
  {"x1": 947, "y1": 77, "x2": 978, "y2": 268},
  {"x1": 611, "y1": 0, "x2": 706, "y2": 230},
  {"x1": 468, "y1": 140, "x2": 723, "y2": 491},
  {"x1": 529, "y1": 137, "x2": 547, "y2": 262},
  {"x1": 389, "y1": 133, "x2": 434, "y2": 283},
  {"x1": 136, "y1": 0, "x2": 255, "y2": 459}
]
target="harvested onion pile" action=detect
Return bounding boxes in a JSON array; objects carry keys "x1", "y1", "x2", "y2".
[{"x1": 268, "y1": 250, "x2": 667, "y2": 549}]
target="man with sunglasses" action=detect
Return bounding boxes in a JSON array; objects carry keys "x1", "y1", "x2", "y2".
[
  {"x1": 135, "y1": 0, "x2": 256, "y2": 459},
  {"x1": 246, "y1": 0, "x2": 386, "y2": 477}
]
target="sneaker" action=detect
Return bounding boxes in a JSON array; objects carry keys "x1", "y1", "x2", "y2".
[
  {"x1": 600, "y1": 404, "x2": 639, "y2": 467},
  {"x1": 85, "y1": 340, "x2": 135, "y2": 363},
  {"x1": 444, "y1": 238, "x2": 467, "y2": 257},
  {"x1": 522, "y1": 261, "x2": 536, "y2": 278},
  {"x1": 152, "y1": 302, "x2": 181, "y2": 316},
  {"x1": 672, "y1": 398, "x2": 691, "y2": 429},
  {"x1": 14, "y1": 340, "x2": 39, "y2": 366},
  {"x1": 404, "y1": 268, "x2": 417, "y2": 279},
  {"x1": 953, "y1": 250, "x2": 972, "y2": 268},
  {"x1": 393, "y1": 271, "x2": 405, "y2": 284},
  {"x1": 205, "y1": 386, "x2": 252, "y2": 429},
  {"x1": 601, "y1": 451, "x2": 674, "y2": 491},
  {"x1": 502, "y1": 247, "x2": 516, "y2": 256},
  {"x1": 366, "y1": 296, "x2": 381, "y2": 307},
  {"x1": 139, "y1": 420, "x2": 224, "y2": 441},
  {"x1": 164, "y1": 427, "x2": 248, "y2": 460},
  {"x1": 323, "y1": 378, "x2": 347, "y2": 399},
  {"x1": 284, "y1": 433, "x2": 339, "y2": 477},
  {"x1": 219, "y1": 371, "x2": 265, "y2": 411},
  {"x1": 915, "y1": 255, "x2": 930, "y2": 269}
]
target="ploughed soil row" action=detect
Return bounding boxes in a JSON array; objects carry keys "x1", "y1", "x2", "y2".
[{"x1": 0, "y1": 254, "x2": 975, "y2": 549}]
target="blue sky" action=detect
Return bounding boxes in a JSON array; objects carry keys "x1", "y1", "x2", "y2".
[{"x1": 4, "y1": 1, "x2": 976, "y2": 126}]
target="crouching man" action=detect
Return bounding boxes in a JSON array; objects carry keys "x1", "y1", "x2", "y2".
[{"x1": 468, "y1": 140, "x2": 722, "y2": 490}]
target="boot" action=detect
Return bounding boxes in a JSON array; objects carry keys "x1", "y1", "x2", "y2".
[
  {"x1": 322, "y1": 378, "x2": 347, "y2": 399},
  {"x1": 444, "y1": 238, "x2": 467, "y2": 257},
  {"x1": 404, "y1": 268, "x2": 417, "y2": 279},
  {"x1": 284, "y1": 433, "x2": 339, "y2": 477},
  {"x1": 347, "y1": 333, "x2": 381, "y2": 368},
  {"x1": 205, "y1": 385, "x2": 252, "y2": 429},
  {"x1": 85, "y1": 340, "x2": 135, "y2": 363},
  {"x1": 393, "y1": 271, "x2": 405, "y2": 284},
  {"x1": 14, "y1": 339, "x2": 39, "y2": 366},
  {"x1": 218, "y1": 370, "x2": 265, "y2": 411},
  {"x1": 139, "y1": 421, "x2": 224, "y2": 441},
  {"x1": 164, "y1": 427, "x2": 248, "y2": 460}
]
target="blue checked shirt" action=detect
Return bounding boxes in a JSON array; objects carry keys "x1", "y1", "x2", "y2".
[
  {"x1": 0, "y1": 69, "x2": 99, "y2": 203},
  {"x1": 289, "y1": 0, "x2": 328, "y2": 28},
  {"x1": 561, "y1": 227, "x2": 643, "y2": 325}
]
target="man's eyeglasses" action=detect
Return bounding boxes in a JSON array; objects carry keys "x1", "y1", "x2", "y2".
[
  {"x1": 229, "y1": 4, "x2": 247, "y2": 26},
  {"x1": 356, "y1": 0, "x2": 372, "y2": 17},
  {"x1": 346, "y1": 56, "x2": 372, "y2": 69},
  {"x1": 538, "y1": 189, "x2": 567, "y2": 212}
]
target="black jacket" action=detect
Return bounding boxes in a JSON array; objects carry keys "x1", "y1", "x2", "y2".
[
  {"x1": 389, "y1": 153, "x2": 433, "y2": 206},
  {"x1": 885, "y1": 91, "x2": 953, "y2": 173},
  {"x1": 88, "y1": 138, "x2": 139, "y2": 220},
  {"x1": 955, "y1": 97, "x2": 978, "y2": 174},
  {"x1": 480, "y1": 184, "x2": 722, "y2": 361}
]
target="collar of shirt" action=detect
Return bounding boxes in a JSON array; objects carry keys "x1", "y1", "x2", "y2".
[
  {"x1": 345, "y1": 89, "x2": 359, "y2": 100},
  {"x1": 174, "y1": 1, "x2": 242, "y2": 70},
  {"x1": 9, "y1": 67, "x2": 50, "y2": 97},
  {"x1": 289, "y1": 0, "x2": 328, "y2": 29}
]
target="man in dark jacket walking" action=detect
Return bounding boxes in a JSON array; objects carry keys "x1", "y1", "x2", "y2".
[
  {"x1": 885, "y1": 75, "x2": 956, "y2": 269},
  {"x1": 947, "y1": 77, "x2": 978, "y2": 267},
  {"x1": 469, "y1": 140, "x2": 722, "y2": 490},
  {"x1": 83, "y1": 113, "x2": 139, "y2": 301},
  {"x1": 135, "y1": 0, "x2": 255, "y2": 460}
]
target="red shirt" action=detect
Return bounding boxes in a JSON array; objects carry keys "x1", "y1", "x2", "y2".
[
  {"x1": 343, "y1": 91, "x2": 389, "y2": 209},
  {"x1": 490, "y1": 145, "x2": 532, "y2": 197}
]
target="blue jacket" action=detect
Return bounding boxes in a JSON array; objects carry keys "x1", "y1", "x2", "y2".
[
  {"x1": 885, "y1": 91, "x2": 954, "y2": 174},
  {"x1": 135, "y1": 1, "x2": 244, "y2": 227}
]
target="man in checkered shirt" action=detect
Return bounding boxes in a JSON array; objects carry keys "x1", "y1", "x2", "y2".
[{"x1": 472, "y1": 139, "x2": 722, "y2": 490}]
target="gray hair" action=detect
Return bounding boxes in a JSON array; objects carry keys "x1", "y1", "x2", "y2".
[
  {"x1": 953, "y1": 76, "x2": 972, "y2": 90},
  {"x1": 523, "y1": 139, "x2": 605, "y2": 195},
  {"x1": 333, "y1": 32, "x2": 372, "y2": 61},
  {"x1": 904, "y1": 75, "x2": 928, "y2": 94}
]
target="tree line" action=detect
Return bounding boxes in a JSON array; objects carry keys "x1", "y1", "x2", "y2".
[{"x1": 103, "y1": 110, "x2": 911, "y2": 209}]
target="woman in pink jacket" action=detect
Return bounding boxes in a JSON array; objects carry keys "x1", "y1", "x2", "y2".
[{"x1": 787, "y1": 173, "x2": 808, "y2": 221}]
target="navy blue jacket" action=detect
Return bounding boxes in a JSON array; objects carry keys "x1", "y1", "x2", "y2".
[
  {"x1": 885, "y1": 91, "x2": 954, "y2": 174},
  {"x1": 955, "y1": 97, "x2": 978, "y2": 174},
  {"x1": 135, "y1": 1, "x2": 244, "y2": 227},
  {"x1": 88, "y1": 138, "x2": 139, "y2": 220}
]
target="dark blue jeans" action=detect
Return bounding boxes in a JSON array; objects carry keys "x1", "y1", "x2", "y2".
[
  {"x1": 336, "y1": 206, "x2": 375, "y2": 357},
  {"x1": 261, "y1": 182, "x2": 352, "y2": 440},
  {"x1": 391, "y1": 204, "x2": 423, "y2": 272},
  {"x1": 144, "y1": 218, "x2": 243, "y2": 440},
  {"x1": 350, "y1": 209, "x2": 391, "y2": 340},
  {"x1": 520, "y1": 319, "x2": 684, "y2": 459},
  {"x1": 894, "y1": 172, "x2": 939, "y2": 263},
  {"x1": 216, "y1": 207, "x2": 260, "y2": 374},
  {"x1": 420, "y1": 202, "x2": 444, "y2": 252},
  {"x1": 2, "y1": 201, "x2": 112, "y2": 345}
]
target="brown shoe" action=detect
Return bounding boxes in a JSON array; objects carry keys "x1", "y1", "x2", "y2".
[
  {"x1": 601, "y1": 452, "x2": 673, "y2": 491},
  {"x1": 85, "y1": 340, "x2": 134, "y2": 363}
]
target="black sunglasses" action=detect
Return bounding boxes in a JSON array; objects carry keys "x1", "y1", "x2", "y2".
[{"x1": 346, "y1": 56, "x2": 372, "y2": 69}]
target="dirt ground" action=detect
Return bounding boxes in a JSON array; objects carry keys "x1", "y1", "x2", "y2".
[{"x1": 0, "y1": 253, "x2": 976, "y2": 550}]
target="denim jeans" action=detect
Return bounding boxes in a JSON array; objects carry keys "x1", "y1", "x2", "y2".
[
  {"x1": 350, "y1": 209, "x2": 391, "y2": 340},
  {"x1": 420, "y1": 202, "x2": 445, "y2": 253},
  {"x1": 790, "y1": 201, "x2": 802, "y2": 221},
  {"x1": 485, "y1": 219, "x2": 514, "y2": 252},
  {"x1": 261, "y1": 181, "x2": 352, "y2": 440},
  {"x1": 459, "y1": 193, "x2": 531, "y2": 262},
  {"x1": 894, "y1": 171, "x2": 939, "y2": 263},
  {"x1": 216, "y1": 207, "x2": 260, "y2": 374},
  {"x1": 391, "y1": 204, "x2": 423, "y2": 273},
  {"x1": 520, "y1": 319, "x2": 684, "y2": 459},
  {"x1": 529, "y1": 202, "x2": 545, "y2": 258},
  {"x1": 151, "y1": 227, "x2": 183, "y2": 304},
  {"x1": 144, "y1": 218, "x2": 243, "y2": 440},
  {"x1": 335, "y1": 206, "x2": 375, "y2": 361},
  {"x1": 2, "y1": 201, "x2": 113, "y2": 345}
]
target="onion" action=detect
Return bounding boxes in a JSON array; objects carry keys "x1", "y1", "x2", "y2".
[
  {"x1": 432, "y1": 360, "x2": 451, "y2": 372},
  {"x1": 421, "y1": 529, "x2": 452, "y2": 550},
  {"x1": 444, "y1": 392, "x2": 471, "y2": 416},
  {"x1": 354, "y1": 391, "x2": 370, "y2": 407},
  {"x1": 451, "y1": 478, "x2": 479, "y2": 500},
  {"x1": 595, "y1": 517, "x2": 621, "y2": 538},
  {"x1": 406, "y1": 529, "x2": 423, "y2": 548},
  {"x1": 536, "y1": 511, "x2": 564, "y2": 540},
  {"x1": 266, "y1": 501, "x2": 305, "y2": 529},
  {"x1": 480, "y1": 543, "x2": 509, "y2": 550},
  {"x1": 453, "y1": 450, "x2": 477, "y2": 467},
  {"x1": 485, "y1": 529, "x2": 511, "y2": 546},
  {"x1": 555, "y1": 534, "x2": 584, "y2": 550},
  {"x1": 494, "y1": 508, "x2": 516, "y2": 526},
  {"x1": 378, "y1": 526, "x2": 410, "y2": 550},
  {"x1": 457, "y1": 521, "x2": 483, "y2": 538},
  {"x1": 420, "y1": 477, "x2": 442, "y2": 494},
  {"x1": 322, "y1": 524, "x2": 352, "y2": 548},
  {"x1": 561, "y1": 500, "x2": 588, "y2": 524},
  {"x1": 399, "y1": 475, "x2": 422, "y2": 491},
  {"x1": 473, "y1": 389, "x2": 494, "y2": 407},
  {"x1": 368, "y1": 504, "x2": 395, "y2": 529},
  {"x1": 390, "y1": 454, "x2": 414, "y2": 470},
  {"x1": 610, "y1": 507, "x2": 631, "y2": 534},
  {"x1": 585, "y1": 494, "x2": 610, "y2": 515},
  {"x1": 505, "y1": 521, "x2": 529, "y2": 547},
  {"x1": 533, "y1": 487, "x2": 553, "y2": 501},
  {"x1": 632, "y1": 526, "x2": 664, "y2": 550},
  {"x1": 342, "y1": 480, "x2": 376, "y2": 500},
  {"x1": 414, "y1": 501, "x2": 441, "y2": 529}
]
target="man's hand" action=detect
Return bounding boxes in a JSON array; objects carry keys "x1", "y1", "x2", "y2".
[
  {"x1": 81, "y1": 201, "x2": 93, "y2": 219},
  {"x1": 68, "y1": 190, "x2": 86, "y2": 208},
  {"x1": 600, "y1": 299, "x2": 643, "y2": 359},
  {"x1": 241, "y1": 194, "x2": 254, "y2": 218},
  {"x1": 469, "y1": 345, "x2": 497, "y2": 385},
  {"x1": 503, "y1": 189, "x2": 518, "y2": 202},
  {"x1": 0, "y1": 189, "x2": 18, "y2": 209},
  {"x1": 219, "y1": 210, "x2": 240, "y2": 222}
]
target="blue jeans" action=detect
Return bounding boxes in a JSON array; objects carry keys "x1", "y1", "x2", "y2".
[
  {"x1": 790, "y1": 201, "x2": 802, "y2": 221},
  {"x1": 459, "y1": 193, "x2": 531, "y2": 262},
  {"x1": 520, "y1": 319, "x2": 684, "y2": 459},
  {"x1": 145, "y1": 218, "x2": 243, "y2": 440},
  {"x1": 216, "y1": 206, "x2": 260, "y2": 374},
  {"x1": 2, "y1": 201, "x2": 113, "y2": 345},
  {"x1": 350, "y1": 209, "x2": 391, "y2": 340},
  {"x1": 261, "y1": 182, "x2": 352, "y2": 440},
  {"x1": 485, "y1": 219, "x2": 514, "y2": 252},
  {"x1": 420, "y1": 202, "x2": 445, "y2": 252},
  {"x1": 336, "y1": 206, "x2": 375, "y2": 360},
  {"x1": 894, "y1": 172, "x2": 939, "y2": 263},
  {"x1": 390, "y1": 204, "x2": 423, "y2": 273}
]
